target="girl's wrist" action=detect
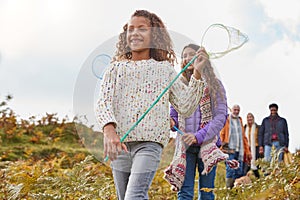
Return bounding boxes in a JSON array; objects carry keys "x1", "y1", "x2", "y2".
[
  {"x1": 192, "y1": 71, "x2": 202, "y2": 80},
  {"x1": 103, "y1": 123, "x2": 116, "y2": 132}
]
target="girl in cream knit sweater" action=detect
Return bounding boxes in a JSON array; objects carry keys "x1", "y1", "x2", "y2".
[{"x1": 96, "y1": 10, "x2": 210, "y2": 200}]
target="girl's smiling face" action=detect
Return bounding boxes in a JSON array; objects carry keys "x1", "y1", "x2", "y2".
[
  {"x1": 182, "y1": 47, "x2": 196, "y2": 70},
  {"x1": 126, "y1": 16, "x2": 151, "y2": 57}
]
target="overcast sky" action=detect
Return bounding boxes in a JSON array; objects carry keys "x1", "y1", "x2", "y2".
[{"x1": 0, "y1": 0, "x2": 299, "y2": 152}]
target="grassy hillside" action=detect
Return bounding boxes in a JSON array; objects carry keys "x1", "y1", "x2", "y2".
[{"x1": 1, "y1": 96, "x2": 299, "y2": 199}]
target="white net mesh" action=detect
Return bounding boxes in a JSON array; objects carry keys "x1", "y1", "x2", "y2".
[{"x1": 200, "y1": 23, "x2": 249, "y2": 59}]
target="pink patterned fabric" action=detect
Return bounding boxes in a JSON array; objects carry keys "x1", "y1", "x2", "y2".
[
  {"x1": 164, "y1": 81, "x2": 237, "y2": 190},
  {"x1": 163, "y1": 135, "x2": 187, "y2": 191},
  {"x1": 200, "y1": 136, "x2": 229, "y2": 175}
]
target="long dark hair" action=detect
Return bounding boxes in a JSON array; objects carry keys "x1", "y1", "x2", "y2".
[{"x1": 181, "y1": 43, "x2": 225, "y2": 107}]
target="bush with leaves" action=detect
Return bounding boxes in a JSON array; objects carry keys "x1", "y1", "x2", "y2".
[
  {"x1": 1, "y1": 150, "x2": 300, "y2": 199},
  {"x1": 214, "y1": 148, "x2": 300, "y2": 200},
  {"x1": 1, "y1": 94, "x2": 299, "y2": 199},
  {"x1": 0, "y1": 156, "x2": 117, "y2": 199}
]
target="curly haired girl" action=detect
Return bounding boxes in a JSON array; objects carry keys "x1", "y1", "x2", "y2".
[{"x1": 97, "y1": 10, "x2": 210, "y2": 199}]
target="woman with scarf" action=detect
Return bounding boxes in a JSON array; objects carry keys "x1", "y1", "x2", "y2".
[
  {"x1": 164, "y1": 44, "x2": 228, "y2": 200},
  {"x1": 244, "y1": 112, "x2": 261, "y2": 178}
]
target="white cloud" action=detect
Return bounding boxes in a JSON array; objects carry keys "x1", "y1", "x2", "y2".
[
  {"x1": 258, "y1": 0, "x2": 300, "y2": 22},
  {"x1": 258, "y1": 0, "x2": 300, "y2": 36}
]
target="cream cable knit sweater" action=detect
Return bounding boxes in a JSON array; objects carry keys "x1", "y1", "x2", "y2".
[{"x1": 96, "y1": 58, "x2": 204, "y2": 147}]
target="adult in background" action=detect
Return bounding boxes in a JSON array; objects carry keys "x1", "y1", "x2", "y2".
[
  {"x1": 244, "y1": 112, "x2": 261, "y2": 178},
  {"x1": 258, "y1": 103, "x2": 289, "y2": 162},
  {"x1": 220, "y1": 104, "x2": 251, "y2": 188}
]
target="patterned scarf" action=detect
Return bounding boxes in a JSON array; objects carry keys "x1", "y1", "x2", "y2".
[
  {"x1": 199, "y1": 84, "x2": 213, "y2": 128},
  {"x1": 179, "y1": 76, "x2": 213, "y2": 129},
  {"x1": 229, "y1": 116, "x2": 244, "y2": 161},
  {"x1": 245, "y1": 123, "x2": 257, "y2": 170},
  {"x1": 164, "y1": 80, "x2": 228, "y2": 190}
]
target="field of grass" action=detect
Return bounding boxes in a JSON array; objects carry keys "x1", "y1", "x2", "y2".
[{"x1": 1, "y1": 96, "x2": 299, "y2": 199}]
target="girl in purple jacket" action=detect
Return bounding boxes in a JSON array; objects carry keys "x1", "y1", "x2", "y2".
[{"x1": 165, "y1": 44, "x2": 228, "y2": 200}]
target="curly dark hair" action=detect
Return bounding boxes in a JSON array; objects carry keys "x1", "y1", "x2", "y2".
[
  {"x1": 181, "y1": 44, "x2": 225, "y2": 108},
  {"x1": 113, "y1": 10, "x2": 176, "y2": 65}
]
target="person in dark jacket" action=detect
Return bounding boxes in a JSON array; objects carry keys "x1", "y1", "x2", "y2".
[{"x1": 258, "y1": 103, "x2": 289, "y2": 162}]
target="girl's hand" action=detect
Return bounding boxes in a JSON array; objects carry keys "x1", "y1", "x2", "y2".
[
  {"x1": 182, "y1": 133, "x2": 197, "y2": 146},
  {"x1": 170, "y1": 118, "x2": 175, "y2": 129},
  {"x1": 193, "y1": 47, "x2": 210, "y2": 79},
  {"x1": 103, "y1": 124, "x2": 128, "y2": 161}
]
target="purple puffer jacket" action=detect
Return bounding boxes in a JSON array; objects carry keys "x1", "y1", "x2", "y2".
[{"x1": 170, "y1": 81, "x2": 227, "y2": 147}]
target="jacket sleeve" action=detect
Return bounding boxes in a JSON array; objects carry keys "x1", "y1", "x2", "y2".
[
  {"x1": 194, "y1": 81, "x2": 228, "y2": 145},
  {"x1": 170, "y1": 105, "x2": 179, "y2": 132},
  {"x1": 256, "y1": 125, "x2": 261, "y2": 146},
  {"x1": 283, "y1": 118, "x2": 289, "y2": 147},
  {"x1": 258, "y1": 118, "x2": 265, "y2": 147},
  {"x1": 220, "y1": 118, "x2": 228, "y2": 144}
]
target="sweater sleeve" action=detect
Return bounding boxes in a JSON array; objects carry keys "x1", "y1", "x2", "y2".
[
  {"x1": 194, "y1": 81, "x2": 228, "y2": 145},
  {"x1": 96, "y1": 63, "x2": 118, "y2": 131},
  {"x1": 170, "y1": 105, "x2": 179, "y2": 132},
  {"x1": 169, "y1": 68, "x2": 204, "y2": 117}
]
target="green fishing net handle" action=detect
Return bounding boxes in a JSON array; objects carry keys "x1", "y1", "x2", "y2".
[{"x1": 104, "y1": 55, "x2": 199, "y2": 162}]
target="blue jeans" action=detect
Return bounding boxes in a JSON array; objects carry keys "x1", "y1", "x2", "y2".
[
  {"x1": 225, "y1": 152, "x2": 244, "y2": 179},
  {"x1": 111, "y1": 141, "x2": 163, "y2": 200},
  {"x1": 178, "y1": 146, "x2": 216, "y2": 200},
  {"x1": 264, "y1": 141, "x2": 284, "y2": 162}
]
